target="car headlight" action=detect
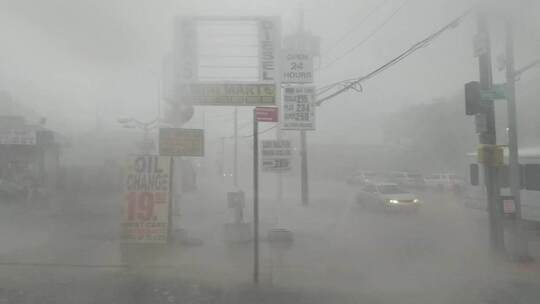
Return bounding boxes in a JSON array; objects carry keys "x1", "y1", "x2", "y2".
[
  {"x1": 388, "y1": 199, "x2": 399, "y2": 204},
  {"x1": 413, "y1": 199, "x2": 419, "y2": 203}
]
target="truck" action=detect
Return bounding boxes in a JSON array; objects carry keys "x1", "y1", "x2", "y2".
[{"x1": 464, "y1": 147, "x2": 540, "y2": 226}]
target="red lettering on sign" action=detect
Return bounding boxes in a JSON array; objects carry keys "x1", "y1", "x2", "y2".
[{"x1": 255, "y1": 107, "x2": 278, "y2": 122}]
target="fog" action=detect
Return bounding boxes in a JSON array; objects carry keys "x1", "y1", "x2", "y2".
[{"x1": 0, "y1": 0, "x2": 540, "y2": 303}]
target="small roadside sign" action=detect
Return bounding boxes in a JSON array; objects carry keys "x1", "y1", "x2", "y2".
[
  {"x1": 282, "y1": 86, "x2": 316, "y2": 130},
  {"x1": 122, "y1": 155, "x2": 171, "y2": 243},
  {"x1": 255, "y1": 107, "x2": 278, "y2": 122},
  {"x1": 159, "y1": 128, "x2": 204, "y2": 157},
  {"x1": 261, "y1": 139, "x2": 292, "y2": 172},
  {"x1": 481, "y1": 84, "x2": 507, "y2": 100},
  {"x1": 280, "y1": 49, "x2": 314, "y2": 83},
  {"x1": 500, "y1": 196, "x2": 516, "y2": 217}
]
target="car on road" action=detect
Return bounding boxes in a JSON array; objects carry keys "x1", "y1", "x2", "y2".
[
  {"x1": 346, "y1": 171, "x2": 377, "y2": 185},
  {"x1": 388, "y1": 171, "x2": 426, "y2": 190},
  {"x1": 355, "y1": 182, "x2": 421, "y2": 212},
  {"x1": 424, "y1": 173, "x2": 465, "y2": 192}
]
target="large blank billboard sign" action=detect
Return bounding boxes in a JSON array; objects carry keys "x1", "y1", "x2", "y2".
[{"x1": 173, "y1": 17, "x2": 280, "y2": 106}]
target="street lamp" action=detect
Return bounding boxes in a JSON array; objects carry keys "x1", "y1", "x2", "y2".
[{"x1": 117, "y1": 117, "x2": 161, "y2": 154}]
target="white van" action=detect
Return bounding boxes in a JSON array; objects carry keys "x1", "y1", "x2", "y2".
[{"x1": 464, "y1": 147, "x2": 540, "y2": 223}]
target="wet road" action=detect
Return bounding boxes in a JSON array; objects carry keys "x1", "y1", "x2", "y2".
[{"x1": 0, "y1": 178, "x2": 538, "y2": 303}]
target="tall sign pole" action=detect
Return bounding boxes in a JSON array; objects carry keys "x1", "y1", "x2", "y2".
[
  {"x1": 300, "y1": 130, "x2": 309, "y2": 205},
  {"x1": 299, "y1": 10, "x2": 309, "y2": 206},
  {"x1": 252, "y1": 108, "x2": 259, "y2": 284},
  {"x1": 252, "y1": 106, "x2": 279, "y2": 284},
  {"x1": 234, "y1": 107, "x2": 239, "y2": 187},
  {"x1": 281, "y1": 10, "x2": 319, "y2": 205},
  {"x1": 476, "y1": 13, "x2": 505, "y2": 254},
  {"x1": 276, "y1": 126, "x2": 284, "y2": 202}
]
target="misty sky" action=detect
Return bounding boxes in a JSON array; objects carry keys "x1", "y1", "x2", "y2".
[{"x1": 0, "y1": 0, "x2": 539, "y2": 145}]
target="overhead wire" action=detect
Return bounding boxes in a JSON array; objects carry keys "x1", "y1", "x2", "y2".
[
  {"x1": 220, "y1": 124, "x2": 278, "y2": 140},
  {"x1": 320, "y1": 0, "x2": 409, "y2": 71},
  {"x1": 316, "y1": 8, "x2": 472, "y2": 105},
  {"x1": 322, "y1": 0, "x2": 393, "y2": 56}
]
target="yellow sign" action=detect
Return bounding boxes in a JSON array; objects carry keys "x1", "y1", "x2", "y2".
[
  {"x1": 179, "y1": 83, "x2": 276, "y2": 106},
  {"x1": 159, "y1": 128, "x2": 204, "y2": 157},
  {"x1": 122, "y1": 155, "x2": 171, "y2": 243},
  {"x1": 477, "y1": 145, "x2": 504, "y2": 167}
]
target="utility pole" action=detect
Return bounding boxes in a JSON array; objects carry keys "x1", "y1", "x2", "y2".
[
  {"x1": 477, "y1": 13, "x2": 505, "y2": 254},
  {"x1": 504, "y1": 20, "x2": 531, "y2": 261}
]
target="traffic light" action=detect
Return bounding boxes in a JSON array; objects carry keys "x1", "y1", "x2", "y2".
[{"x1": 465, "y1": 81, "x2": 481, "y2": 115}]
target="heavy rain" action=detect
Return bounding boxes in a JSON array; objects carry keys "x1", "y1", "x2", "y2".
[{"x1": 0, "y1": 0, "x2": 540, "y2": 303}]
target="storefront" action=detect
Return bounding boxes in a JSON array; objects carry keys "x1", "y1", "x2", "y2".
[{"x1": 0, "y1": 116, "x2": 60, "y2": 200}]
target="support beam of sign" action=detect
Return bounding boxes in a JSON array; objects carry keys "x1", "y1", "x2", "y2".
[
  {"x1": 300, "y1": 9, "x2": 310, "y2": 207},
  {"x1": 252, "y1": 106, "x2": 278, "y2": 284},
  {"x1": 252, "y1": 108, "x2": 259, "y2": 284},
  {"x1": 283, "y1": 8, "x2": 318, "y2": 206},
  {"x1": 234, "y1": 107, "x2": 239, "y2": 188},
  {"x1": 300, "y1": 130, "x2": 309, "y2": 206}
]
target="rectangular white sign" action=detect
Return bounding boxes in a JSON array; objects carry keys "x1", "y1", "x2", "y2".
[
  {"x1": 0, "y1": 129, "x2": 36, "y2": 145},
  {"x1": 261, "y1": 139, "x2": 292, "y2": 172},
  {"x1": 281, "y1": 50, "x2": 313, "y2": 83},
  {"x1": 281, "y1": 86, "x2": 316, "y2": 130}
]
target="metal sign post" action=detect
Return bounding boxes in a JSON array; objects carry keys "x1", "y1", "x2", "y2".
[
  {"x1": 252, "y1": 107, "x2": 278, "y2": 284},
  {"x1": 252, "y1": 108, "x2": 260, "y2": 284}
]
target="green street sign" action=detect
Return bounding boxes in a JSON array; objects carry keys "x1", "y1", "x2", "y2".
[{"x1": 481, "y1": 84, "x2": 507, "y2": 100}]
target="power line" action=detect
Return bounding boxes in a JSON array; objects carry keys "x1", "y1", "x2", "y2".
[
  {"x1": 320, "y1": 0, "x2": 409, "y2": 71},
  {"x1": 221, "y1": 124, "x2": 278, "y2": 140},
  {"x1": 322, "y1": 0, "x2": 392, "y2": 56},
  {"x1": 317, "y1": 8, "x2": 471, "y2": 105}
]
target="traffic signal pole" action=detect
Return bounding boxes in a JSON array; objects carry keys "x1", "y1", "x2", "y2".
[
  {"x1": 477, "y1": 13, "x2": 505, "y2": 254},
  {"x1": 504, "y1": 20, "x2": 530, "y2": 260}
]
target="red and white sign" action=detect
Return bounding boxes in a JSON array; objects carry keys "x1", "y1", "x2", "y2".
[
  {"x1": 503, "y1": 199, "x2": 516, "y2": 214},
  {"x1": 255, "y1": 107, "x2": 278, "y2": 122},
  {"x1": 122, "y1": 155, "x2": 171, "y2": 243}
]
